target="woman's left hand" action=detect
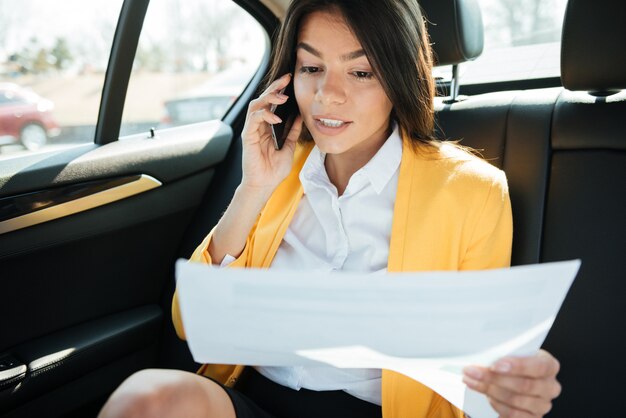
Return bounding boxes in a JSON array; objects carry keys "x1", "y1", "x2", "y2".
[{"x1": 462, "y1": 349, "x2": 561, "y2": 418}]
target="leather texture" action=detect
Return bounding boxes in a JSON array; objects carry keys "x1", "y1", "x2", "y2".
[
  {"x1": 503, "y1": 88, "x2": 562, "y2": 266},
  {"x1": 552, "y1": 89, "x2": 626, "y2": 150},
  {"x1": 420, "y1": 0, "x2": 484, "y2": 66},
  {"x1": 541, "y1": 150, "x2": 626, "y2": 417},
  {"x1": 561, "y1": 0, "x2": 626, "y2": 91},
  {"x1": 434, "y1": 90, "x2": 517, "y2": 168}
]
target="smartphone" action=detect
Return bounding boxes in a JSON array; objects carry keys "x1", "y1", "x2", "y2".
[{"x1": 270, "y1": 81, "x2": 298, "y2": 150}]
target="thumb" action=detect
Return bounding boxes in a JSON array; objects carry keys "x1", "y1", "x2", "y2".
[{"x1": 283, "y1": 115, "x2": 303, "y2": 149}]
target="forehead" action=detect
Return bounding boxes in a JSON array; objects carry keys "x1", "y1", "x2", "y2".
[{"x1": 297, "y1": 9, "x2": 362, "y2": 51}]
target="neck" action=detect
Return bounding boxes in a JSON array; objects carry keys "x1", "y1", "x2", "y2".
[{"x1": 324, "y1": 129, "x2": 390, "y2": 196}]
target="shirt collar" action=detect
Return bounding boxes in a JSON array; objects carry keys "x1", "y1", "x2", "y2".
[
  {"x1": 299, "y1": 142, "x2": 330, "y2": 193},
  {"x1": 360, "y1": 123, "x2": 402, "y2": 194},
  {"x1": 299, "y1": 122, "x2": 402, "y2": 195}
]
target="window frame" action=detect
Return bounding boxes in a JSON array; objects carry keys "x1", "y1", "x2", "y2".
[
  {"x1": 96, "y1": 0, "x2": 279, "y2": 146},
  {"x1": 95, "y1": 0, "x2": 150, "y2": 146}
]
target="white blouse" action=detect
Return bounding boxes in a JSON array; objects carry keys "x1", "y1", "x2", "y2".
[{"x1": 225, "y1": 125, "x2": 402, "y2": 405}]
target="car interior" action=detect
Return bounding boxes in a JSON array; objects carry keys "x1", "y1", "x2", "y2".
[{"x1": 0, "y1": 0, "x2": 624, "y2": 417}]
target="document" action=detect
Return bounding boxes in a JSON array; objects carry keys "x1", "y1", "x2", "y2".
[{"x1": 175, "y1": 260, "x2": 580, "y2": 418}]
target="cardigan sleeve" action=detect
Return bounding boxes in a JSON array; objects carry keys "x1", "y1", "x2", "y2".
[
  {"x1": 459, "y1": 169, "x2": 513, "y2": 271},
  {"x1": 171, "y1": 216, "x2": 260, "y2": 340}
]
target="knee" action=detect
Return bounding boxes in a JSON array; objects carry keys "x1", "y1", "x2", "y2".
[{"x1": 98, "y1": 369, "x2": 189, "y2": 418}]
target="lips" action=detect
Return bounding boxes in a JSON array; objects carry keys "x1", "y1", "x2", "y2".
[
  {"x1": 311, "y1": 115, "x2": 352, "y2": 136},
  {"x1": 313, "y1": 115, "x2": 352, "y2": 127}
]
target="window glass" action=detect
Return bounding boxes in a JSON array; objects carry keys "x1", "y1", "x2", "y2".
[
  {"x1": 120, "y1": 0, "x2": 267, "y2": 137},
  {"x1": 0, "y1": 0, "x2": 123, "y2": 158},
  {"x1": 433, "y1": 0, "x2": 569, "y2": 85}
]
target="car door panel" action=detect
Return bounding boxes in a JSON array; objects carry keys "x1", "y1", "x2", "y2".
[
  {"x1": 0, "y1": 121, "x2": 234, "y2": 416},
  {"x1": 0, "y1": 0, "x2": 274, "y2": 414},
  {"x1": 0, "y1": 122, "x2": 231, "y2": 256}
]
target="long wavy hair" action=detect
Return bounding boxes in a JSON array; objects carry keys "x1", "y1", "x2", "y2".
[{"x1": 262, "y1": 0, "x2": 436, "y2": 149}]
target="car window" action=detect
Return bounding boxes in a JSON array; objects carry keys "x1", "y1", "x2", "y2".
[
  {"x1": 0, "y1": 0, "x2": 123, "y2": 157},
  {"x1": 433, "y1": 0, "x2": 569, "y2": 85},
  {"x1": 119, "y1": 0, "x2": 267, "y2": 137}
]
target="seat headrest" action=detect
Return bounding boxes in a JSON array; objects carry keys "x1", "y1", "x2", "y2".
[
  {"x1": 561, "y1": 0, "x2": 626, "y2": 91},
  {"x1": 419, "y1": 0, "x2": 484, "y2": 66}
]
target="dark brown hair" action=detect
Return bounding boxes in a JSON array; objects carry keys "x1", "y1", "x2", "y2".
[{"x1": 263, "y1": 0, "x2": 436, "y2": 149}]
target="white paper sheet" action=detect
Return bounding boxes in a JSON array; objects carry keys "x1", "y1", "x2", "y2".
[{"x1": 175, "y1": 260, "x2": 580, "y2": 418}]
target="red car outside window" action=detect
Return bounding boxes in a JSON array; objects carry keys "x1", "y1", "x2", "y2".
[{"x1": 0, "y1": 82, "x2": 61, "y2": 151}]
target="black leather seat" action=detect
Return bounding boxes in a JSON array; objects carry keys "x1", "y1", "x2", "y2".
[
  {"x1": 540, "y1": 1, "x2": 626, "y2": 416},
  {"x1": 422, "y1": 0, "x2": 626, "y2": 416}
]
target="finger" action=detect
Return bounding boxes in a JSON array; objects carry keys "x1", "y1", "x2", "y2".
[
  {"x1": 491, "y1": 350, "x2": 560, "y2": 379},
  {"x1": 487, "y1": 396, "x2": 542, "y2": 418},
  {"x1": 244, "y1": 109, "x2": 282, "y2": 141},
  {"x1": 264, "y1": 72, "x2": 292, "y2": 95},
  {"x1": 283, "y1": 114, "x2": 303, "y2": 147},
  {"x1": 253, "y1": 88, "x2": 290, "y2": 109},
  {"x1": 274, "y1": 115, "x2": 302, "y2": 155},
  {"x1": 465, "y1": 376, "x2": 554, "y2": 417},
  {"x1": 473, "y1": 371, "x2": 561, "y2": 399},
  {"x1": 464, "y1": 365, "x2": 562, "y2": 399},
  {"x1": 248, "y1": 73, "x2": 292, "y2": 112},
  {"x1": 247, "y1": 92, "x2": 288, "y2": 114}
]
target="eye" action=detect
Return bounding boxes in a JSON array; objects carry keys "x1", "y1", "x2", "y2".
[
  {"x1": 353, "y1": 71, "x2": 374, "y2": 80},
  {"x1": 299, "y1": 66, "x2": 320, "y2": 74}
]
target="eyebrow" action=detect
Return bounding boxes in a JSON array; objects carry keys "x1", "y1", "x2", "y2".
[{"x1": 296, "y1": 42, "x2": 366, "y2": 62}]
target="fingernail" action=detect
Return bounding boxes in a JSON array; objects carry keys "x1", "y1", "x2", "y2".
[
  {"x1": 273, "y1": 114, "x2": 282, "y2": 123},
  {"x1": 493, "y1": 361, "x2": 512, "y2": 373},
  {"x1": 276, "y1": 93, "x2": 288, "y2": 100},
  {"x1": 464, "y1": 366, "x2": 483, "y2": 380}
]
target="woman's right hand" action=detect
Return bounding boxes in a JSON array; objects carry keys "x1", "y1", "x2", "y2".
[
  {"x1": 206, "y1": 74, "x2": 303, "y2": 264},
  {"x1": 240, "y1": 73, "x2": 303, "y2": 195}
]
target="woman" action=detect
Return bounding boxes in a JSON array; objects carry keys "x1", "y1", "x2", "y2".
[{"x1": 99, "y1": 1, "x2": 561, "y2": 417}]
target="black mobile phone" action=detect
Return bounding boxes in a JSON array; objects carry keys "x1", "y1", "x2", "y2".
[{"x1": 270, "y1": 81, "x2": 298, "y2": 150}]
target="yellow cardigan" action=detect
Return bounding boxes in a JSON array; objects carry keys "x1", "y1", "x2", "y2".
[{"x1": 172, "y1": 133, "x2": 512, "y2": 418}]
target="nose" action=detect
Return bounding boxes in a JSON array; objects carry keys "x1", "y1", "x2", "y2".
[{"x1": 314, "y1": 71, "x2": 347, "y2": 105}]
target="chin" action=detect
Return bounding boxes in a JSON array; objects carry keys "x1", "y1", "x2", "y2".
[{"x1": 312, "y1": 138, "x2": 350, "y2": 155}]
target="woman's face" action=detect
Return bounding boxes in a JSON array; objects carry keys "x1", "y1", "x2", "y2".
[{"x1": 294, "y1": 9, "x2": 394, "y2": 158}]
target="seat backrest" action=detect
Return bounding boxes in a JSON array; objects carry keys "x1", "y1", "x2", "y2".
[
  {"x1": 419, "y1": 0, "x2": 484, "y2": 67},
  {"x1": 423, "y1": 0, "x2": 626, "y2": 416},
  {"x1": 539, "y1": 1, "x2": 626, "y2": 416}
]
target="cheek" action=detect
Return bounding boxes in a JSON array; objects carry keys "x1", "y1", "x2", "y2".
[
  {"x1": 355, "y1": 91, "x2": 393, "y2": 122},
  {"x1": 381, "y1": 98, "x2": 394, "y2": 119},
  {"x1": 293, "y1": 77, "x2": 312, "y2": 109}
]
